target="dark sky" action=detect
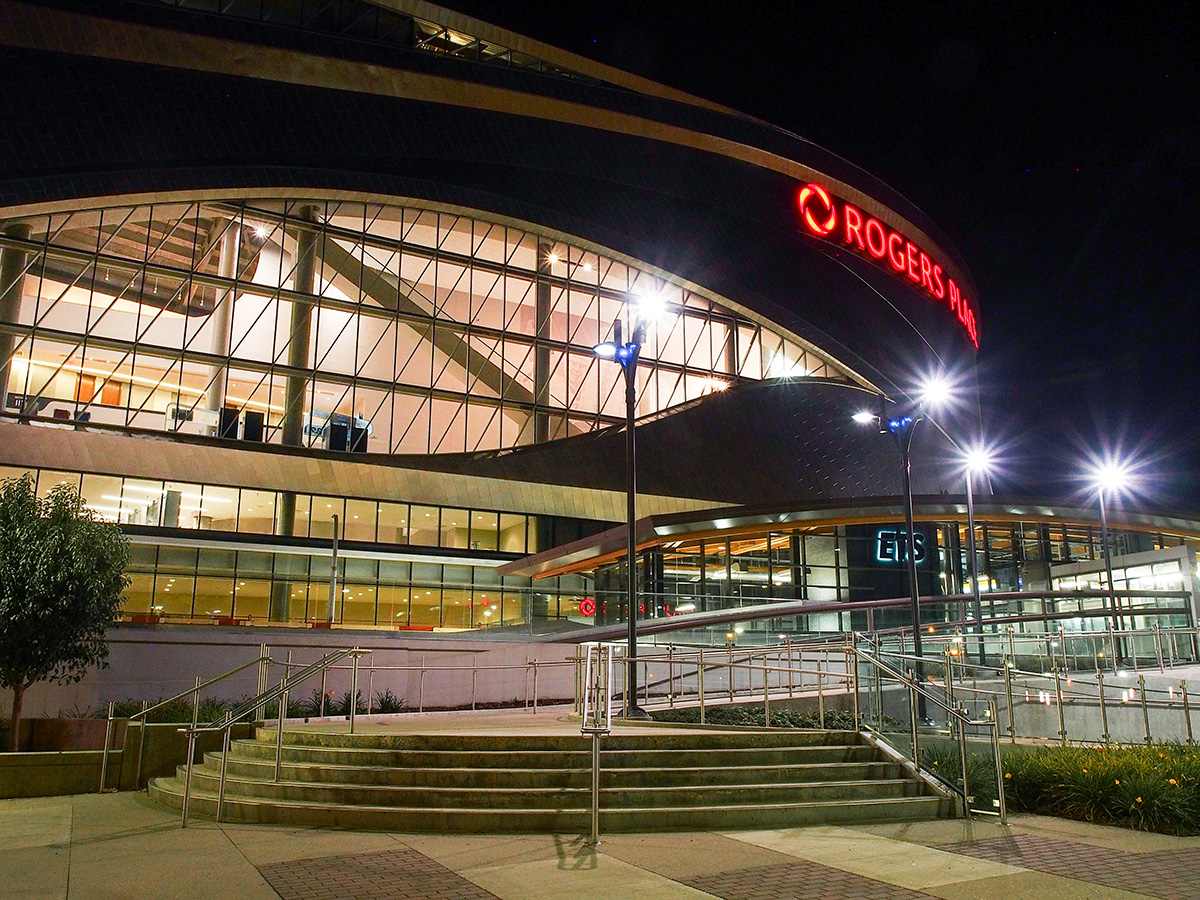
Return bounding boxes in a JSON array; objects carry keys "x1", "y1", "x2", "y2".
[{"x1": 447, "y1": 1, "x2": 1199, "y2": 510}]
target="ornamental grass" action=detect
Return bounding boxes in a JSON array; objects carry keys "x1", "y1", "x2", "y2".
[{"x1": 1002, "y1": 743, "x2": 1200, "y2": 835}]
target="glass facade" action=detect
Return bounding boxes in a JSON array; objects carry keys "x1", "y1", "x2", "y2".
[{"x1": 0, "y1": 199, "x2": 847, "y2": 454}]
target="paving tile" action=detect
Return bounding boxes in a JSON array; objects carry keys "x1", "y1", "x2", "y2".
[
  {"x1": 939, "y1": 834, "x2": 1200, "y2": 900},
  {"x1": 0, "y1": 796, "x2": 73, "y2": 850},
  {"x1": 682, "y1": 858, "x2": 938, "y2": 900},
  {"x1": 599, "y1": 832, "x2": 796, "y2": 879},
  {"x1": 925, "y1": 870, "x2": 1163, "y2": 900},
  {"x1": 258, "y1": 846, "x2": 506, "y2": 900},
  {"x1": 463, "y1": 853, "x2": 712, "y2": 900}
]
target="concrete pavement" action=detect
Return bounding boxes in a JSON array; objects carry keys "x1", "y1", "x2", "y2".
[{"x1": 4, "y1": 790, "x2": 1198, "y2": 900}]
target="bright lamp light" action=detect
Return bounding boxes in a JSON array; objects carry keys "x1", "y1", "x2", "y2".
[
  {"x1": 852, "y1": 411, "x2": 876, "y2": 424},
  {"x1": 964, "y1": 447, "x2": 992, "y2": 473},
  {"x1": 1094, "y1": 461, "x2": 1129, "y2": 493},
  {"x1": 920, "y1": 374, "x2": 952, "y2": 409}
]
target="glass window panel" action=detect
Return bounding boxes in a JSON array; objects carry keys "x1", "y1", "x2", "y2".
[
  {"x1": 310, "y1": 496, "x2": 345, "y2": 538},
  {"x1": 344, "y1": 498, "x2": 377, "y2": 542},
  {"x1": 35, "y1": 470, "x2": 81, "y2": 500},
  {"x1": 470, "y1": 511, "x2": 500, "y2": 551},
  {"x1": 235, "y1": 550, "x2": 274, "y2": 576},
  {"x1": 343, "y1": 557, "x2": 377, "y2": 581},
  {"x1": 409, "y1": 505, "x2": 440, "y2": 546},
  {"x1": 441, "y1": 508, "x2": 470, "y2": 548},
  {"x1": 499, "y1": 514, "x2": 526, "y2": 553},
  {"x1": 155, "y1": 574, "x2": 194, "y2": 618},
  {"x1": 378, "y1": 502, "x2": 409, "y2": 544},
  {"x1": 232, "y1": 579, "x2": 271, "y2": 621},
  {"x1": 408, "y1": 587, "x2": 441, "y2": 627},
  {"x1": 238, "y1": 489, "x2": 277, "y2": 534},
  {"x1": 122, "y1": 573, "x2": 154, "y2": 616},
  {"x1": 377, "y1": 584, "x2": 409, "y2": 627},
  {"x1": 441, "y1": 587, "x2": 471, "y2": 628},
  {"x1": 339, "y1": 585, "x2": 376, "y2": 625},
  {"x1": 194, "y1": 575, "x2": 235, "y2": 616},
  {"x1": 197, "y1": 547, "x2": 236, "y2": 574},
  {"x1": 79, "y1": 473, "x2": 126, "y2": 522}
]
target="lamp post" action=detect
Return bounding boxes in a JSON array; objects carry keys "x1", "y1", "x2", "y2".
[
  {"x1": 855, "y1": 378, "x2": 949, "y2": 724},
  {"x1": 963, "y1": 448, "x2": 992, "y2": 664},
  {"x1": 594, "y1": 311, "x2": 653, "y2": 719},
  {"x1": 1094, "y1": 463, "x2": 1128, "y2": 662}
]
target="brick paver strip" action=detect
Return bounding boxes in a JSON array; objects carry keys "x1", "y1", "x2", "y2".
[
  {"x1": 683, "y1": 858, "x2": 937, "y2": 900},
  {"x1": 258, "y1": 846, "x2": 505, "y2": 900},
  {"x1": 940, "y1": 834, "x2": 1200, "y2": 900}
]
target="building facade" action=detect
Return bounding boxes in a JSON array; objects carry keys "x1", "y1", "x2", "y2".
[{"x1": 0, "y1": 1, "x2": 1196, "y2": 644}]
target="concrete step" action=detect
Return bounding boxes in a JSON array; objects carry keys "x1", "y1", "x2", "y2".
[
  {"x1": 149, "y1": 778, "x2": 951, "y2": 832},
  {"x1": 229, "y1": 739, "x2": 878, "y2": 769},
  {"x1": 211, "y1": 754, "x2": 908, "y2": 789},
  {"x1": 179, "y1": 764, "x2": 924, "y2": 809},
  {"x1": 252, "y1": 728, "x2": 859, "y2": 752}
]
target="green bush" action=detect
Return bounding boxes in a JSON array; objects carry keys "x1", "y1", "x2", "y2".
[
  {"x1": 652, "y1": 705, "x2": 858, "y2": 730},
  {"x1": 919, "y1": 742, "x2": 1200, "y2": 835},
  {"x1": 919, "y1": 747, "x2": 1001, "y2": 808},
  {"x1": 373, "y1": 689, "x2": 406, "y2": 714}
]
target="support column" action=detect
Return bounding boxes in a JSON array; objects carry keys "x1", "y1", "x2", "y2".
[
  {"x1": 533, "y1": 239, "x2": 552, "y2": 443},
  {"x1": 0, "y1": 222, "x2": 32, "y2": 412},
  {"x1": 271, "y1": 208, "x2": 318, "y2": 623},
  {"x1": 206, "y1": 220, "x2": 241, "y2": 423}
]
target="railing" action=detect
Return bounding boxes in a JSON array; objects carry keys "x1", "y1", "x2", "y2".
[
  {"x1": 580, "y1": 642, "x2": 616, "y2": 845},
  {"x1": 179, "y1": 646, "x2": 367, "y2": 827},
  {"x1": 98, "y1": 643, "x2": 273, "y2": 792},
  {"x1": 849, "y1": 642, "x2": 1007, "y2": 822}
]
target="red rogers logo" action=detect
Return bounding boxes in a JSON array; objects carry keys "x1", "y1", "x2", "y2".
[{"x1": 796, "y1": 182, "x2": 978, "y2": 347}]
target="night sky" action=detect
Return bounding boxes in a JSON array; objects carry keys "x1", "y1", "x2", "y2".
[{"x1": 445, "y1": 1, "x2": 1199, "y2": 511}]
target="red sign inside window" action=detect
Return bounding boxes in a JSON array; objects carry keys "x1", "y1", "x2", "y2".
[
  {"x1": 796, "y1": 183, "x2": 979, "y2": 347},
  {"x1": 579, "y1": 597, "x2": 596, "y2": 617}
]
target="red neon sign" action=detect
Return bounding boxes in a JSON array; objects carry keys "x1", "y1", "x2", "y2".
[
  {"x1": 796, "y1": 183, "x2": 978, "y2": 347},
  {"x1": 579, "y1": 597, "x2": 596, "y2": 617}
]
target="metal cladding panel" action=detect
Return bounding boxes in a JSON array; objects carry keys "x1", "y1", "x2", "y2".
[
  {"x1": 0, "y1": 39, "x2": 977, "y2": 392},
  {"x1": 409, "y1": 380, "x2": 960, "y2": 505}
]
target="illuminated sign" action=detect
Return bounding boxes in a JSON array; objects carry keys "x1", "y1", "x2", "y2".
[
  {"x1": 875, "y1": 529, "x2": 927, "y2": 564},
  {"x1": 579, "y1": 597, "x2": 596, "y2": 617},
  {"x1": 796, "y1": 183, "x2": 978, "y2": 348}
]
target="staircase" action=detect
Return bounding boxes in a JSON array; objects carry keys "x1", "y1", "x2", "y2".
[{"x1": 148, "y1": 726, "x2": 953, "y2": 831}]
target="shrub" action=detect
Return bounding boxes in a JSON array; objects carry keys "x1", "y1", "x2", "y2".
[
  {"x1": 652, "y1": 705, "x2": 857, "y2": 730},
  {"x1": 373, "y1": 688, "x2": 406, "y2": 714},
  {"x1": 920, "y1": 742, "x2": 1200, "y2": 835}
]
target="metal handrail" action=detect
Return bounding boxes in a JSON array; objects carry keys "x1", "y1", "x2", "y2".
[
  {"x1": 850, "y1": 643, "x2": 1006, "y2": 823},
  {"x1": 178, "y1": 646, "x2": 367, "y2": 827},
  {"x1": 99, "y1": 643, "x2": 271, "y2": 792}
]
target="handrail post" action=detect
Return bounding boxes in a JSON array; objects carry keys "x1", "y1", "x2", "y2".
[
  {"x1": 349, "y1": 650, "x2": 360, "y2": 734},
  {"x1": 698, "y1": 649, "x2": 706, "y2": 725},
  {"x1": 848, "y1": 646, "x2": 860, "y2": 728},
  {"x1": 533, "y1": 660, "x2": 539, "y2": 714},
  {"x1": 1097, "y1": 670, "x2": 1110, "y2": 747},
  {"x1": 1053, "y1": 667, "x2": 1067, "y2": 746},
  {"x1": 1182, "y1": 681, "x2": 1193, "y2": 745},
  {"x1": 728, "y1": 647, "x2": 734, "y2": 701},
  {"x1": 275, "y1": 672, "x2": 288, "y2": 782},
  {"x1": 1003, "y1": 657, "x2": 1016, "y2": 743},
  {"x1": 191, "y1": 675, "x2": 201, "y2": 732},
  {"x1": 419, "y1": 656, "x2": 425, "y2": 713},
  {"x1": 319, "y1": 666, "x2": 328, "y2": 718},
  {"x1": 958, "y1": 704, "x2": 970, "y2": 818},
  {"x1": 255, "y1": 642, "x2": 268, "y2": 719},
  {"x1": 1154, "y1": 623, "x2": 1165, "y2": 673},
  {"x1": 908, "y1": 670, "x2": 920, "y2": 768},
  {"x1": 215, "y1": 727, "x2": 231, "y2": 824},
  {"x1": 1139, "y1": 673, "x2": 1151, "y2": 744},
  {"x1": 763, "y1": 665, "x2": 770, "y2": 727},
  {"x1": 99, "y1": 700, "x2": 116, "y2": 792},
  {"x1": 472, "y1": 656, "x2": 478, "y2": 711},
  {"x1": 945, "y1": 646, "x2": 957, "y2": 740},
  {"x1": 180, "y1": 728, "x2": 197, "y2": 828},
  {"x1": 668, "y1": 645, "x2": 675, "y2": 706},
  {"x1": 135, "y1": 699, "x2": 149, "y2": 789},
  {"x1": 817, "y1": 660, "x2": 825, "y2": 729},
  {"x1": 989, "y1": 700, "x2": 1007, "y2": 825},
  {"x1": 367, "y1": 656, "x2": 374, "y2": 716}
]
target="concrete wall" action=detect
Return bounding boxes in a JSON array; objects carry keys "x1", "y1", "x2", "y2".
[{"x1": 1, "y1": 626, "x2": 580, "y2": 719}]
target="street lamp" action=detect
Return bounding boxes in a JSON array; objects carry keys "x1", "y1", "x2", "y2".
[
  {"x1": 854, "y1": 376, "x2": 949, "y2": 722},
  {"x1": 594, "y1": 300, "x2": 661, "y2": 720},
  {"x1": 963, "y1": 447, "x2": 992, "y2": 664},
  {"x1": 1093, "y1": 461, "x2": 1129, "y2": 661}
]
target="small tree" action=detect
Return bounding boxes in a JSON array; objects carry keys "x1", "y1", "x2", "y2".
[{"x1": 0, "y1": 474, "x2": 130, "y2": 751}]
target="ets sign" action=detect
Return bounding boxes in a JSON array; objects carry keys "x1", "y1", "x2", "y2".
[
  {"x1": 875, "y1": 529, "x2": 927, "y2": 564},
  {"x1": 796, "y1": 183, "x2": 979, "y2": 348}
]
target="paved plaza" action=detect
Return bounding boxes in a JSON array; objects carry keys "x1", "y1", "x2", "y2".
[{"x1": 4, "y1": 789, "x2": 1198, "y2": 900}]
